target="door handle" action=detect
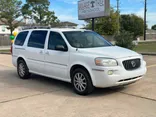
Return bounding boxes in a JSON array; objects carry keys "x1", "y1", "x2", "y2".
[
  {"x1": 39, "y1": 50, "x2": 43, "y2": 54},
  {"x1": 45, "y1": 51, "x2": 49, "y2": 55}
]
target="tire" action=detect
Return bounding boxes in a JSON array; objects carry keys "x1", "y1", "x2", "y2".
[
  {"x1": 17, "y1": 60, "x2": 30, "y2": 79},
  {"x1": 71, "y1": 68, "x2": 94, "y2": 95}
]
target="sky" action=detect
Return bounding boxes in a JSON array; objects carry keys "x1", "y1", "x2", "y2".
[{"x1": 22, "y1": 0, "x2": 156, "y2": 28}]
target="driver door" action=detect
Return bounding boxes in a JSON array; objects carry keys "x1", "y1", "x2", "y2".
[{"x1": 44, "y1": 31, "x2": 69, "y2": 80}]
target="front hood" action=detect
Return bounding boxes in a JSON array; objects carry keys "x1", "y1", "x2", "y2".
[{"x1": 78, "y1": 46, "x2": 139, "y2": 59}]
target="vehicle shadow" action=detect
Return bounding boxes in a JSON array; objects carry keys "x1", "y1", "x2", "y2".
[
  {"x1": 31, "y1": 73, "x2": 127, "y2": 97},
  {"x1": 2, "y1": 69, "x2": 127, "y2": 98}
]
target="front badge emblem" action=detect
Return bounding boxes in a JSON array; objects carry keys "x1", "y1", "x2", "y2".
[{"x1": 131, "y1": 61, "x2": 136, "y2": 67}]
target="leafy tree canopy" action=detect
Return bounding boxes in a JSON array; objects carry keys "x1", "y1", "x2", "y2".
[
  {"x1": 120, "y1": 14, "x2": 144, "y2": 38},
  {"x1": 22, "y1": 0, "x2": 59, "y2": 26},
  {"x1": 151, "y1": 24, "x2": 156, "y2": 30},
  {"x1": 85, "y1": 8, "x2": 118, "y2": 35},
  {"x1": 115, "y1": 30, "x2": 135, "y2": 50},
  {"x1": 0, "y1": 0, "x2": 22, "y2": 34}
]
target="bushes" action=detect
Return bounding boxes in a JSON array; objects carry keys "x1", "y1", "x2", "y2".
[{"x1": 115, "y1": 31, "x2": 135, "y2": 50}]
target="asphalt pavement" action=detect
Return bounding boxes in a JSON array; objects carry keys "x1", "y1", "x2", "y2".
[{"x1": 0, "y1": 54, "x2": 156, "y2": 117}]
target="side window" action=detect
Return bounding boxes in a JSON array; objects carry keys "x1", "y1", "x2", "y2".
[
  {"x1": 48, "y1": 32, "x2": 67, "y2": 50},
  {"x1": 27, "y1": 30, "x2": 47, "y2": 49},
  {"x1": 15, "y1": 31, "x2": 28, "y2": 46}
]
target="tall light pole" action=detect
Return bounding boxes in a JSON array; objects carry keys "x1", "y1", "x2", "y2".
[
  {"x1": 117, "y1": 0, "x2": 120, "y2": 34},
  {"x1": 144, "y1": 0, "x2": 147, "y2": 41}
]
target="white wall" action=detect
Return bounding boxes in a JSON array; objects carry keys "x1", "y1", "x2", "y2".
[
  {"x1": 0, "y1": 25, "x2": 20, "y2": 35},
  {"x1": 64, "y1": 25, "x2": 77, "y2": 29}
]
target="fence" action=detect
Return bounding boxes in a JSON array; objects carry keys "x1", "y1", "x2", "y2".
[
  {"x1": 0, "y1": 36, "x2": 11, "y2": 46},
  {"x1": 146, "y1": 34, "x2": 156, "y2": 40}
]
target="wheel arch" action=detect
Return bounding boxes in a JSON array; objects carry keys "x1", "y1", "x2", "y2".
[
  {"x1": 70, "y1": 64, "x2": 95, "y2": 86},
  {"x1": 17, "y1": 56, "x2": 27, "y2": 67},
  {"x1": 17, "y1": 56, "x2": 25, "y2": 63}
]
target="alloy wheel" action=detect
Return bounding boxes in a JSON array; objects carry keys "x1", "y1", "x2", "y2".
[
  {"x1": 73, "y1": 73, "x2": 87, "y2": 92},
  {"x1": 18, "y1": 63, "x2": 25, "y2": 77}
]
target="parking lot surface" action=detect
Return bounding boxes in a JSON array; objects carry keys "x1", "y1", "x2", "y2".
[{"x1": 0, "y1": 54, "x2": 156, "y2": 117}]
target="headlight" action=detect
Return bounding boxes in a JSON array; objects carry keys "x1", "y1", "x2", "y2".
[
  {"x1": 139, "y1": 54, "x2": 143, "y2": 60},
  {"x1": 95, "y1": 58, "x2": 118, "y2": 66}
]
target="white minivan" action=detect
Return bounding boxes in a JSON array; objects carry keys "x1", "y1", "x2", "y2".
[{"x1": 12, "y1": 28, "x2": 147, "y2": 95}]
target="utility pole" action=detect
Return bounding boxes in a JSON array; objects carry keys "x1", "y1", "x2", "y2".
[
  {"x1": 92, "y1": 18, "x2": 95, "y2": 31},
  {"x1": 144, "y1": 0, "x2": 147, "y2": 41},
  {"x1": 117, "y1": 0, "x2": 120, "y2": 34}
]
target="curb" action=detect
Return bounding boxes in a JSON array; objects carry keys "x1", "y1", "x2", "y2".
[
  {"x1": 0, "y1": 52, "x2": 11, "y2": 55},
  {"x1": 140, "y1": 52, "x2": 156, "y2": 56}
]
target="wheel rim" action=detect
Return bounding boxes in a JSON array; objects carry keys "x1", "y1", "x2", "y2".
[
  {"x1": 74, "y1": 73, "x2": 87, "y2": 92},
  {"x1": 18, "y1": 63, "x2": 25, "y2": 77}
]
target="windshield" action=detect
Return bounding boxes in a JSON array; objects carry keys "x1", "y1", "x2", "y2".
[{"x1": 63, "y1": 31, "x2": 112, "y2": 48}]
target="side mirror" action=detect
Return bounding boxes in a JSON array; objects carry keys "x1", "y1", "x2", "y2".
[{"x1": 55, "y1": 45, "x2": 68, "y2": 51}]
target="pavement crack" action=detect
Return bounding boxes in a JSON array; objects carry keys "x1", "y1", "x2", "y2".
[
  {"x1": 0, "y1": 89, "x2": 63, "y2": 104},
  {"x1": 119, "y1": 91, "x2": 156, "y2": 102},
  {"x1": 0, "y1": 64, "x2": 13, "y2": 68}
]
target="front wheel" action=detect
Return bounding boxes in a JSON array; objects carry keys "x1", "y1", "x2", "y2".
[{"x1": 71, "y1": 68, "x2": 94, "y2": 95}]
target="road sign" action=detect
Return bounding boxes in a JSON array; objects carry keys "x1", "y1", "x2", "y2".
[{"x1": 78, "y1": 0, "x2": 110, "y2": 20}]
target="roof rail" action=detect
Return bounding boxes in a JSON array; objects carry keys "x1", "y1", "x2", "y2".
[{"x1": 22, "y1": 26, "x2": 51, "y2": 30}]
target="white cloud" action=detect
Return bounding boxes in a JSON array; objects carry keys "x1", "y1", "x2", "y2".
[
  {"x1": 58, "y1": 15, "x2": 77, "y2": 21},
  {"x1": 136, "y1": 9, "x2": 156, "y2": 28},
  {"x1": 57, "y1": 14, "x2": 85, "y2": 28},
  {"x1": 71, "y1": 1, "x2": 77, "y2": 4},
  {"x1": 50, "y1": 5, "x2": 85, "y2": 28},
  {"x1": 56, "y1": 0, "x2": 78, "y2": 4}
]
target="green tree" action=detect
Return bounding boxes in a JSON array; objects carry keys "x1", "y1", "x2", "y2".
[
  {"x1": 43, "y1": 11, "x2": 60, "y2": 27},
  {"x1": 151, "y1": 24, "x2": 156, "y2": 30},
  {"x1": 120, "y1": 14, "x2": 144, "y2": 38},
  {"x1": 85, "y1": 9, "x2": 118, "y2": 35},
  {"x1": 0, "y1": 0, "x2": 22, "y2": 34},
  {"x1": 115, "y1": 30, "x2": 135, "y2": 50},
  {"x1": 22, "y1": 0, "x2": 59, "y2": 26},
  {"x1": 21, "y1": 3, "x2": 32, "y2": 19}
]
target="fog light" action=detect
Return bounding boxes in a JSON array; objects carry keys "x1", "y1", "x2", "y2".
[{"x1": 108, "y1": 70, "x2": 114, "y2": 75}]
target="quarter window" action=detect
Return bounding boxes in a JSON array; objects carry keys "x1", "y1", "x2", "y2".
[
  {"x1": 28, "y1": 31, "x2": 47, "y2": 49},
  {"x1": 48, "y1": 32, "x2": 67, "y2": 50},
  {"x1": 14, "y1": 31, "x2": 28, "y2": 46}
]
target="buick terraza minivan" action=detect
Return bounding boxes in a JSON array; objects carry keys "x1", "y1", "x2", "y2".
[{"x1": 12, "y1": 28, "x2": 147, "y2": 95}]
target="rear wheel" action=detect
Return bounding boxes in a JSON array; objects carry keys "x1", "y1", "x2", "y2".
[
  {"x1": 71, "y1": 68, "x2": 94, "y2": 95},
  {"x1": 17, "y1": 60, "x2": 30, "y2": 79}
]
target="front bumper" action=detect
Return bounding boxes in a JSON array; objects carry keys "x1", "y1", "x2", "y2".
[{"x1": 91, "y1": 60, "x2": 147, "y2": 88}]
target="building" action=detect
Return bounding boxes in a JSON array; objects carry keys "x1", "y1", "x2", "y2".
[
  {"x1": 0, "y1": 21, "x2": 11, "y2": 35},
  {"x1": 0, "y1": 20, "x2": 21, "y2": 36},
  {"x1": 0, "y1": 20, "x2": 78, "y2": 35},
  {"x1": 59, "y1": 21, "x2": 78, "y2": 29},
  {"x1": 146, "y1": 29, "x2": 156, "y2": 40},
  {"x1": 20, "y1": 21, "x2": 78, "y2": 29}
]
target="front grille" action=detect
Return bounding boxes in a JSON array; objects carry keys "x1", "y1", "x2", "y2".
[{"x1": 123, "y1": 58, "x2": 141, "y2": 70}]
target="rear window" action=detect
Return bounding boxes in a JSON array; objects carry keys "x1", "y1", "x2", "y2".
[
  {"x1": 14, "y1": 31, "x2": 28, "y2": 46},
  {"x1": 27, "y1": 30, "x2": 47, "y2": 49}
]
